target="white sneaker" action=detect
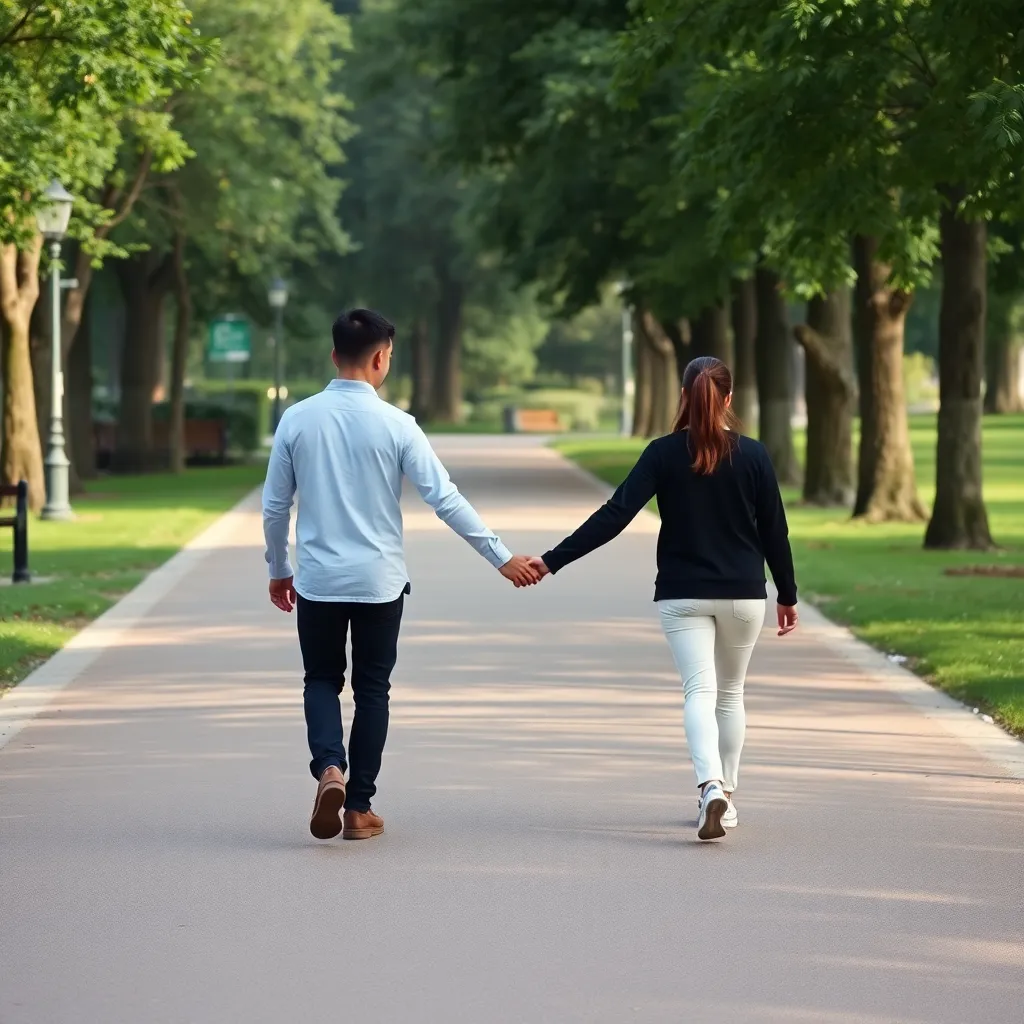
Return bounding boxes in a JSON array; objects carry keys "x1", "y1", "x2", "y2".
[
  {"x1": 722, "y1": 799, "x2": 738, "y2": 829},
  {"x1": 697, "y1": 794, "x2": 738, "y2": 829},
  {"x1": 697, "y1": 784, "x2": 729, "y2": 841}
]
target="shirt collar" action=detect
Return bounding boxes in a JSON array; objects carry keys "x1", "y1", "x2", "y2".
[{"x1": 326, "y1": 379, "x2": 377, "y2": 395}]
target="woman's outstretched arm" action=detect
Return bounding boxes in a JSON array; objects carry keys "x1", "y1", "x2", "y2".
[{"x1": 540, "y1": 443, "x2": 659, "y2": 575}]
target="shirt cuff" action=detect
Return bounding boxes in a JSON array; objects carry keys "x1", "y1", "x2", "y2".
[
  {"x1": 265, "y1": 551, "x2": 293, "y2": 580},
  {"x1": 488, "y1": 540, "x2": 513, "y2": 568}
]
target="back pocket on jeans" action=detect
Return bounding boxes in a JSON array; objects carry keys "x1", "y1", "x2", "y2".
[
  {"x1": 731, "y1": 599, "x2": 764, "y2": 624},
  {"x1": 658, "y1": 598, "x2": 700, "y2": 620}
]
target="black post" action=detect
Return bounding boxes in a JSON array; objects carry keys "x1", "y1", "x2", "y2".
[
  {"x1": 272, "y1": 305, "x2": 284, "y2": 433},
  {"x1": 13, "y1": 480, "x2": 30, "y2": 583}
]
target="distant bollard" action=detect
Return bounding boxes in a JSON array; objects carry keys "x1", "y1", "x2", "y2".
[
  {"x1": 0, "y1": 480, "x2": 31, "y2": 583},
  {"x1": 502, "y1": 405, "x2": 519, "y2": 434}
]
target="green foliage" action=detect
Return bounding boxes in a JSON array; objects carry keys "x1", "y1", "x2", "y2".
[
  {"x1": 463, "y1": 299, "x2": 549, "y2": 393},
  {"x1": 623, "y1": 0, "x2": 1024, "y2": 290},
  {"x1": 398, "y1": 0, "x2": 716, "y2": 318},
  {"x1": 0, "y1": 1, "x2": 203, "y2": 246},
  {"x1": 537, "y1": 289, "x2": 622, "y2": 383},
  {"x1": 903, "y1": 353, "x2": 938, "y2": 408},
  {"x1": 189, "y1": 377, "x2": 325, "y2": 440},
  {"x1": 104, "y1": 0, "x2": 354, "y2": 345}
]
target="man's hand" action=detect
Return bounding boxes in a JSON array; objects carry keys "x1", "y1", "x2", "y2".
[
  {"x1": 527, "y1": 556, "x2": 550, "y2": 580},
  {"x1": 499, "y1": 555, "x2": 541, "y2": 588},
  {"x1": 270, "y1": 576, "x2": 297, "y2": 612},
  {"x1": 777, "y1": 604, "x2": 798, "y2": 636}
]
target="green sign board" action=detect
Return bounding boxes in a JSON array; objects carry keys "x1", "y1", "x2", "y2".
[{"x1": 207, "y1": 317, "x2": 252, "y2": 363}]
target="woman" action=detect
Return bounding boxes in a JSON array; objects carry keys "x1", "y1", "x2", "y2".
[{"x1": 530, "y1": 356, "x2": 799, "y2": 841}]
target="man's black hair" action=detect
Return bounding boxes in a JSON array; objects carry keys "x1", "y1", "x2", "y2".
[{"x1": 332, "y1": 308, "x2": 395, "y2": 362}]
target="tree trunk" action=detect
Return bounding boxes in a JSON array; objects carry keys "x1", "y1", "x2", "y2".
[
  {"x1": 924, "y1": 191, "x2": 994, "y2": 549},
  {"x1": 432, "y1": 270, "x2": 463, "y2": 424},
  {"x1": 731, "y1": 278, "x2": 757, "y2": 432},
  {"x1": 632, "y1": 306, "x2": 653, "y2": 438},
  {"x1": 636, "y1": 309, "x2": 680, "y2": 436},
  {"x1": 68, "y1": 290, "x2": 96, "y2": 480},
  {"x1": 114, "y1": 252, "x2": 172, "y2": 473},
  {"x1": 984, "y1": 294, "x2": 1023, "y2": 413},
  {"x1": 691, "y1": 302, "x2": 732, "y2": 363},
  {"x1": 851, "y1": 235, "x2": 925, "y2": 522},
  {"x1": 663, "y1": 318, "x2": 691, "y2": 376},
  {"x1": 408, "y1": 315, "x2": 434, "y2": 422},
  {"x1": 30, "y1": 292, "x2": 48, "y2": 448},
  {"x1": 795, "y1": 288, "x2": 855, "y2": 506},
  {"x1": 754, "y1": 267, "x2": 799, "y2": 484},
  {"x1": 0, "y1": 237, "x2": 45, "y2": 511},
  {"x1": 168, "y1": 231, "x2": 191, "y2": 474}
]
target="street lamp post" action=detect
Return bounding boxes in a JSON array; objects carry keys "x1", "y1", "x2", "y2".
[
  {"x1": 267, "y1": 277, "x2": 289, "y2": 432},
  {"x1": 617, "y1": 282, "x2": 634, "y2": 437},
  {"x1": 36, "y1": 179, "x2": 75, "y2": 521}
]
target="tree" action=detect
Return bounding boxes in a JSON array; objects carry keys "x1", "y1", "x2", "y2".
[
  {"x1": 851, "y1": 236, "x2": 927, "y2": 521},
  {"x1": 624, "y1": 0, "x2": 997, "y2": 524},
  {"x1": 1, "y1": 236, "x2": 44, "y2": 507},
  {"x1": 924, "y1": 191, "x2": 991, "y2": 548},
  {"x1": 402, "y1": 0, "x2": 725, "y2": 434},
  {"x1": 754, "y1": 267, "x2": 798, "y2": 483},
  {"x1": 463, "y1": 295, "x2": 549, "y2": 393},
  {"x1": 795, "y1": 288, "x2": 855, "y2": 506},
  {"x1": 0, "y1": 0, "x2": 198, "y2": 506},
  {"x1": 730, "y1": 277, "x2": 757, "y2": 431},
  {"x1": 109, "y1": 0, "x2": 351, "y2": 469},
  {"x1": 985, "y1": 294, "x2": 1024, "y2": 414},
  {"x1": 983, "y1": 220, "x2": 1024, "y2": 413}
]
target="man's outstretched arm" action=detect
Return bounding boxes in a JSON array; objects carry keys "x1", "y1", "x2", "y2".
[
  {"x1": 263, "y1": 420, "x2": 298, "y2": 610},
  {"x1": 401, "y1": 423, "x2": 539, "y2": 587}
]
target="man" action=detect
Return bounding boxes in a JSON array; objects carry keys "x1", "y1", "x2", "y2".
[{"x1": 262, "y1": 308, "x2": 538, "y2": 842}]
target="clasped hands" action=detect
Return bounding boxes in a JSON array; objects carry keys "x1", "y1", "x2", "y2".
[{"x1": 497, "y1": 554, "x2": 550, "y2": 589}]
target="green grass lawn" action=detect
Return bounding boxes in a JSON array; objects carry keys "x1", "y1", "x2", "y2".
[
  {"x1": 0, "y1": 464, "x2": 267, "y2": 694},
  {"x1": 554, "y1": 414, "x2": 1024, "y2": 737}
]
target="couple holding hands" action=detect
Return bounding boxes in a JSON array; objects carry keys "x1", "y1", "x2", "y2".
[{"x1": 262, "y1": 309, "x2": 798, "y2": 844}]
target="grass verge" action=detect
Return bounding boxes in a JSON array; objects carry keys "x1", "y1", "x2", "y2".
[
  {"x1": 0, "y1": 464, "x2": 266, "y2": 695},
  {"x1": 553, "y1": 415, "x2": 1024, "y2": 737}
]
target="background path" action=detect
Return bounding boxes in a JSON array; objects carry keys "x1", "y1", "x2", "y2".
[{"x1": 1, "y1": 437, "x2": 1022, "y2": 1023}]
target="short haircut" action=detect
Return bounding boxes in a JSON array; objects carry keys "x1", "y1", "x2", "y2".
[{"x1": 332, "y1": 308, "x2": 395, "y2": 362}]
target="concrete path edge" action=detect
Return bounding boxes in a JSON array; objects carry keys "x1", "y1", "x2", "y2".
[
  {"x1": 0, "y1": 489, "x2": 262, "y2": 753},
  {"x1": 553, "y1": 446, "x2": 1024, "y2": 781}
]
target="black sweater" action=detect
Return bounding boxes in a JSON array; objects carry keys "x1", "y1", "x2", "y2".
[{"x1": 543, "y1": 433, "x2": 798, "y2": 606}]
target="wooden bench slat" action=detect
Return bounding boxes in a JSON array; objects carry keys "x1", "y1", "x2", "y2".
[{"x1": 515, "y1": 409, "x2": 564, "y2": 432}]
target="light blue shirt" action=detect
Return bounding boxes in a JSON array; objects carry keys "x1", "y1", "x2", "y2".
[{"x1": 262, "y1": 379, "x2": 513, "y2": 602}]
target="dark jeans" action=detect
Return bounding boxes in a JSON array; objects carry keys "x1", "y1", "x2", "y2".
[{"x1": 296, "y1": 594, "x2": 404, "y2": 812}]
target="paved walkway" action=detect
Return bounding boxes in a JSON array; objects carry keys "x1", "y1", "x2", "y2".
[{"x1": 1, "y1": 437, "x2": 1022, "y2": 1023}]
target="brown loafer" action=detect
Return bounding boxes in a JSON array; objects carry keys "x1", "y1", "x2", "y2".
[
  {"x1": 309, "y1": 766, "x2": 347, "y2": 840},
  {"x1": 343, "y1": 808, "x2": 384, "y2": 840}
]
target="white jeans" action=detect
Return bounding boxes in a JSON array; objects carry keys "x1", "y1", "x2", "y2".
[{"x1": 658, "y1": 598, "x2": 766, "y2": 793}]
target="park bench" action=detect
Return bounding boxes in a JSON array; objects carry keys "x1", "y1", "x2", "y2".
[
  {"x1": 0, "y1": 480, "x2": 30, "y2": 583},
  {"x1": 95, "y1": 417, "x2": 229, "y2": 469},
  {"x1": 153, "y1": 418, "x2": 228, "y2": 464},
  {"x1": 503, "y1": 407, "x2": 565, "y2": 433}
]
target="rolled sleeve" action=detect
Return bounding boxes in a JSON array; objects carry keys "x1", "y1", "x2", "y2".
[{"x1": 401, "y1": 423, "x2": 512, "y2": 567}]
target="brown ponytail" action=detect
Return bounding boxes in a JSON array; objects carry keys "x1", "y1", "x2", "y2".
[{"x1": 673, "y1": 356, "x2": 739, "y2": 474}]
